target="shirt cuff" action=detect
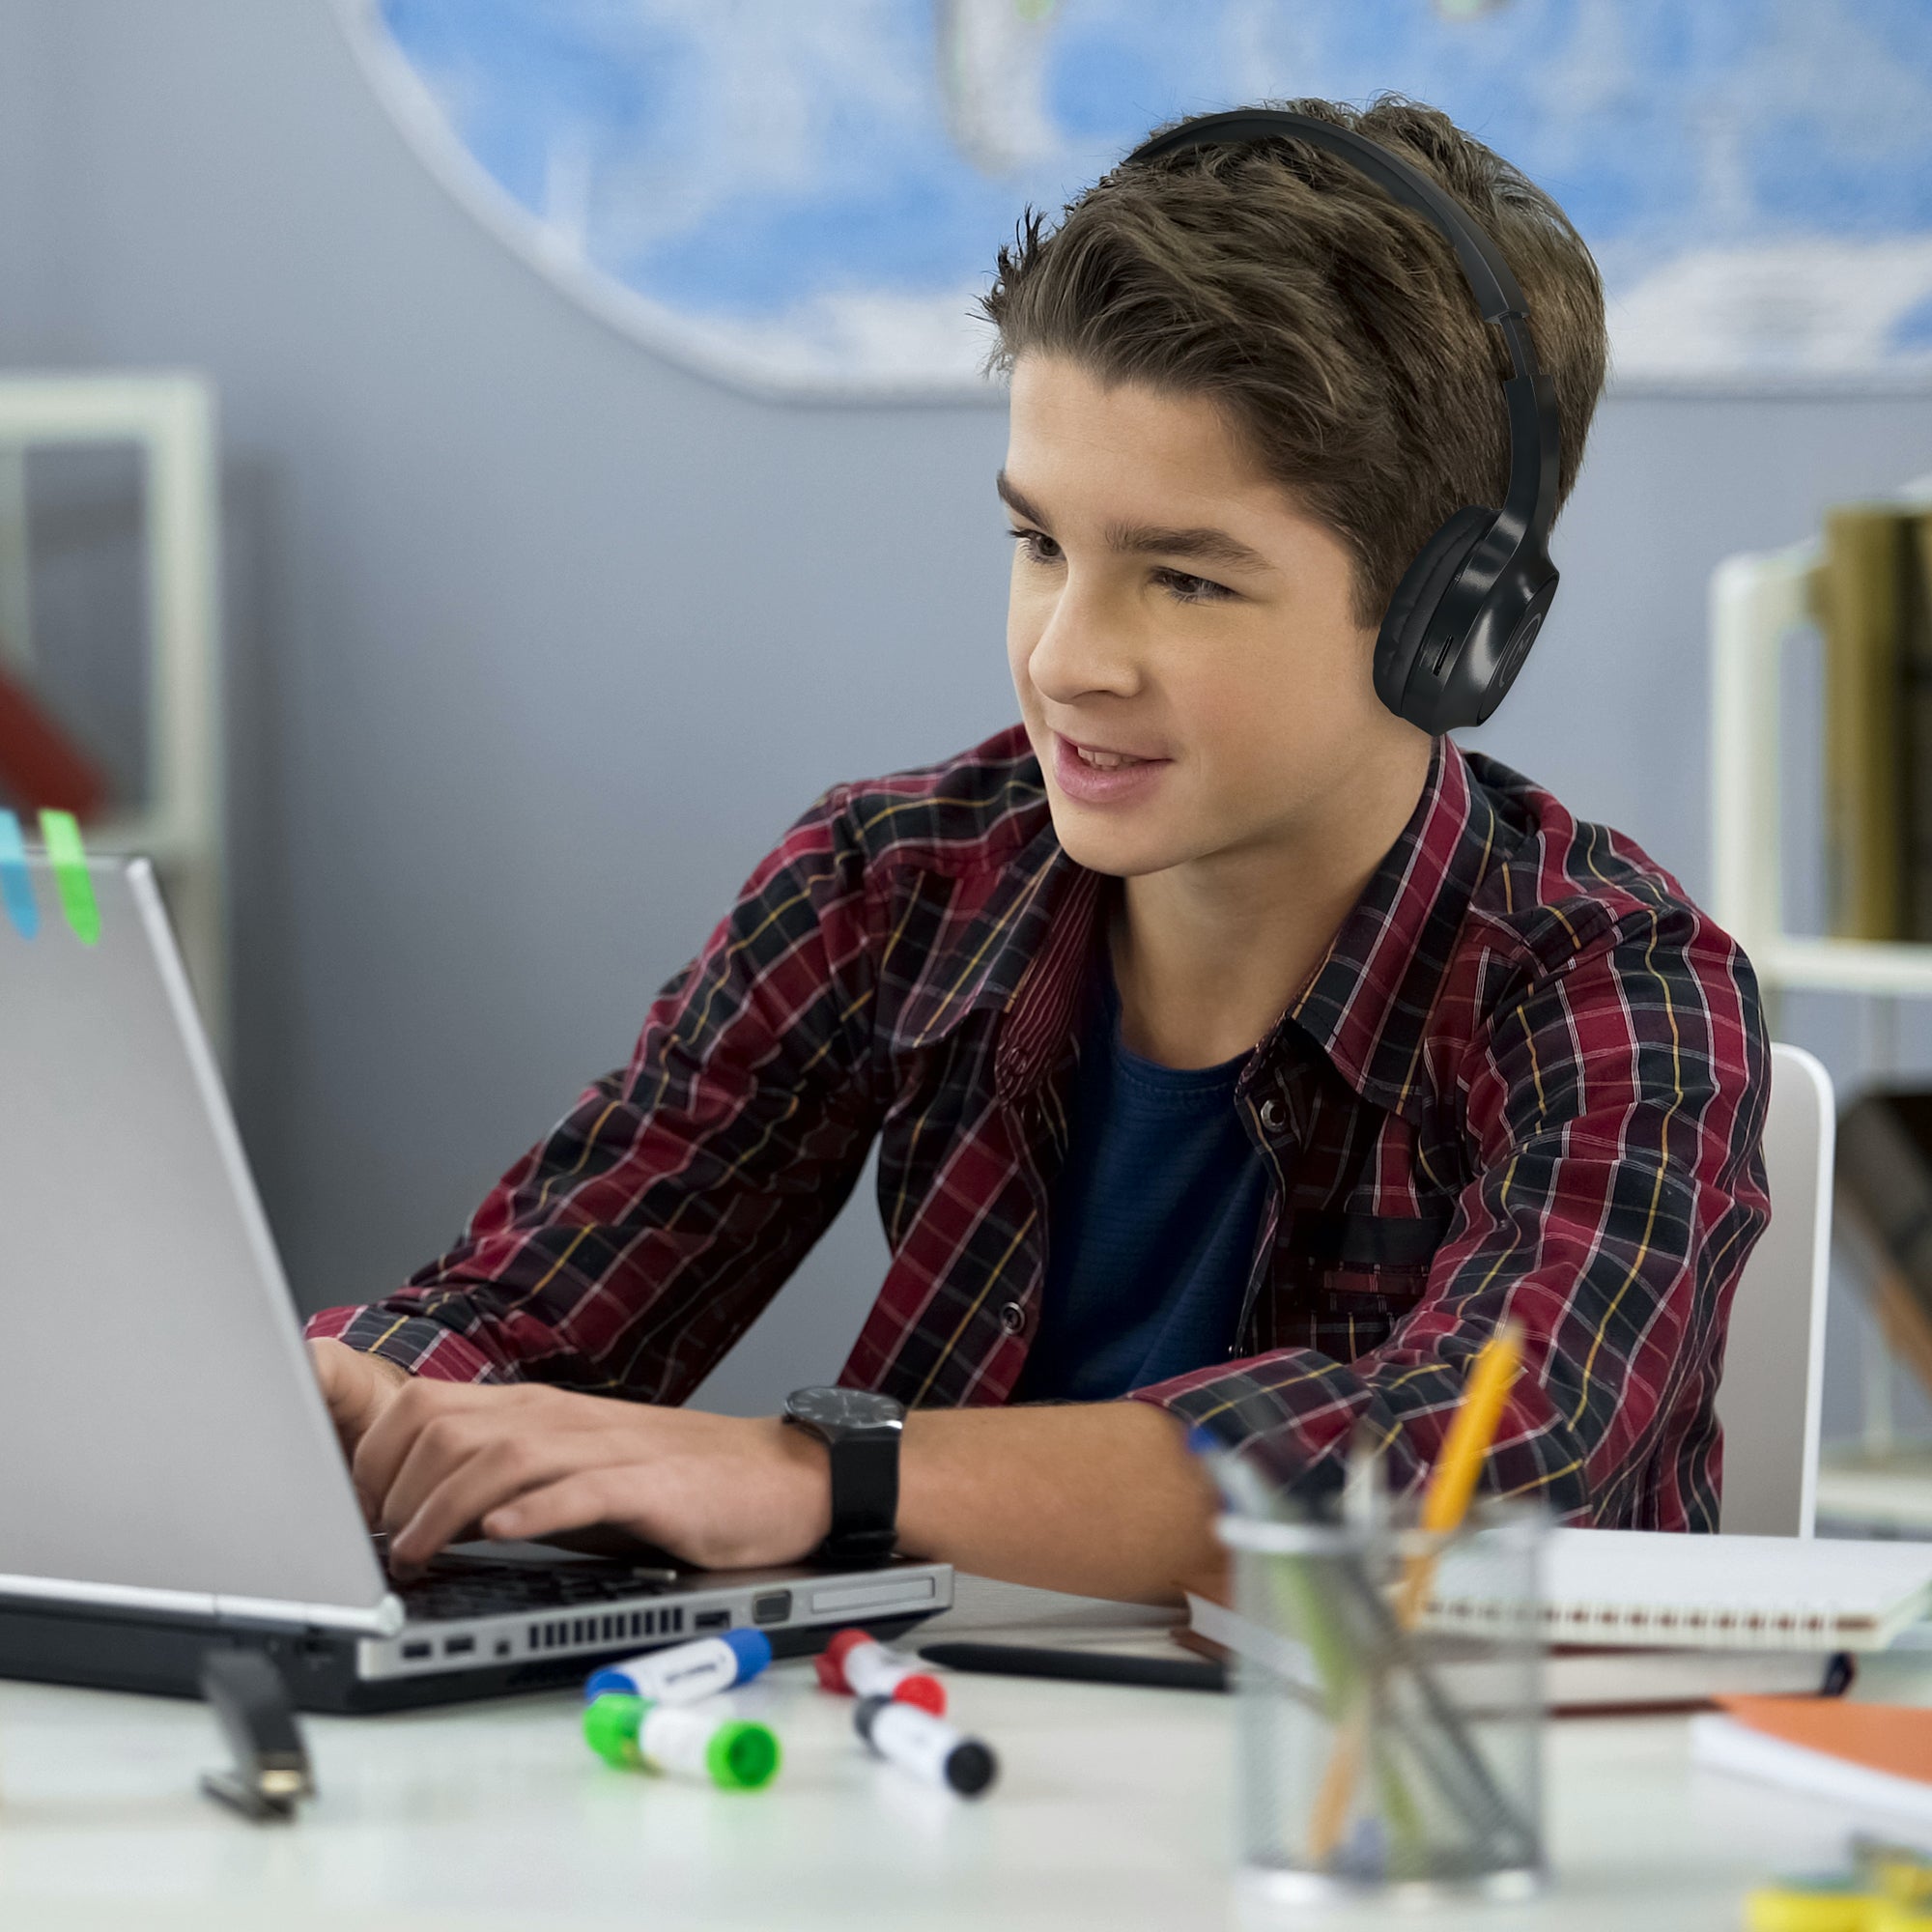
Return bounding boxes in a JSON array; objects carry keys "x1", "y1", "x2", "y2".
[
  {"x1": 303, "y1": 1304, "x2": 503, "y2": 1384},
  {"x1": 1126, "y1": 1357, "x2": 1351, "y2": 1507}
]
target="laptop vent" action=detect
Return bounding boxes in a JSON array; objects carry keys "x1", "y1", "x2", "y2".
[{"x1": 526, "y1": 1605, "x2": 676, "y2": 1654}]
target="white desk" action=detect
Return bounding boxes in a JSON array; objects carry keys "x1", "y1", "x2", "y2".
[{"x1": 0, "y1": 1577, "x2": 1925, "y2": 1931}]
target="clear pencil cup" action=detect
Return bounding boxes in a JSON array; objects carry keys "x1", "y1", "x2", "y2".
[{"x1": 1218, "y1": 1503, "x2": 1548, "y2": 1911}]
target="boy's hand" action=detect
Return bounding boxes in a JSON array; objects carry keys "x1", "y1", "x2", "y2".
[
  {"x1": 348, "y1": 1380, "x2": 834, "y2": 1575},
  {"x1": 308, "y1": 1338, "x2": 411, "y2": 1463}
]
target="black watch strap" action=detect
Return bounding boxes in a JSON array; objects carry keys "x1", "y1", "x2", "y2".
[{"x1": 821, "y1": 1432, "x2": 900, "y2": 1561}]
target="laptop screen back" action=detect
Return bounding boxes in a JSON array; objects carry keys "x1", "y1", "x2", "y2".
[{"x1": 0, "y1": 859, "x2": 386, "y2": 1616}]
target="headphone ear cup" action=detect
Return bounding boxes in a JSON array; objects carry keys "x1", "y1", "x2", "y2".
[{"x1": 1373, "y1": 506, "x2": 1496, "y2": 724}]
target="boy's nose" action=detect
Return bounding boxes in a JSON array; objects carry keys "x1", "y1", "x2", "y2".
[{"x1": 1025, "y1": 590, "x2": 1145, "y2": 705}]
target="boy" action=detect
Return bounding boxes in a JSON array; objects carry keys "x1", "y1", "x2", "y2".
[{"x1": 307, "y1": 97, "x2": 1771, "y2": 1604}]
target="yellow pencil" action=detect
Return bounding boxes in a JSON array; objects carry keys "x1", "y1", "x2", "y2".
[
  {"x1": 1397, "y1": 1321, "x2": 1525, "y2": 1626},
  {"x1": 1309, "y1": 1321, "x2": 1524, "y2": 1862}
]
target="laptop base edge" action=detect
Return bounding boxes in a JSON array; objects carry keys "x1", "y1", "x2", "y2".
[{"x1": 0, "y1": 1598, "x2": 936, "y2": 1714}]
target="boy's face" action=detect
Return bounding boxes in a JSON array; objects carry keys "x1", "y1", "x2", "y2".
[{"x1": 1003, "y1": 353, "x2": 1421, "y2": 881}]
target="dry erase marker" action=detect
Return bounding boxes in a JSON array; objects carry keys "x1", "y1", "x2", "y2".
[
  {"x1": 854, "y1": 1694, "x2": 996, "y2": 1798},
  {"x1": 583, "y1": 1629, "x2": 771, "y2": 1706},
  {"x1": 583, "y1": 1691, "x2": 781, "y2": 1791},
  {"x1": 815, "y1": 1629, "x2": 946, "y2": 1714}
]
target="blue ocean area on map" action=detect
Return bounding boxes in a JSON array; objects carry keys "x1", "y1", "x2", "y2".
[{"x1": 361, "y1": 0, "x2": 1932, "y2": 394}]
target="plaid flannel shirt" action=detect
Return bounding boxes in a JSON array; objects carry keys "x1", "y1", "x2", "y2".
[{"x1": 308, "y1": 724, "x2": 1771, "y2": 1529}]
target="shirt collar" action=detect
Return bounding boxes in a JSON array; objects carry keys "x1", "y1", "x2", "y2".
[
  {"x1": 1283, "y1": 733, "x2": 1500, "y2": 1116},
  {"x1": 884, "y1": 806, "x2": 1100, "y2": 1096},
  {"x1": 893, "y1": 732, "x2": 1498, "y2": 1117}
]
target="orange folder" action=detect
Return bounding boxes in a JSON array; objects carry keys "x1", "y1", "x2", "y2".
[{"x1": 1717, "y1": 1696, "x2": 1932, "y2": 1784}]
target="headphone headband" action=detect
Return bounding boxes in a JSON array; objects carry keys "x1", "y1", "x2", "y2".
[{"x1": 1122, "y1": 109, "x2": 1559, "y2": 551}]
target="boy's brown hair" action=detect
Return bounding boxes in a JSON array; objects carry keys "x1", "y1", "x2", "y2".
[{"x1": 979, "y1": 95, "x2": 1607, "y2": 628}]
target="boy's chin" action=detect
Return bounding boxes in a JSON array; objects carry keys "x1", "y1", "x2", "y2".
[{"x1": 1047, "y1": 809, "x2": 1197, "y2": 881}]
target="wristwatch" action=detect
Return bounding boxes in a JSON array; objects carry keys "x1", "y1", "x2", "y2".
[{"x1": 782, "y1": 1386, "x2": 905, "y2": 1562}]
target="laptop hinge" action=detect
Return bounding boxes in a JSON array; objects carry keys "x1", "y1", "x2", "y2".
[
  {"x1": 0, "y1": 1572, "x2": 404, "y2": 1636},
  {"x1": 215, "y1": 1592, "x2": 406, "y2": 1637}
]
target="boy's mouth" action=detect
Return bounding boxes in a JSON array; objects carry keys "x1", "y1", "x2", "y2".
[
  {"x1": 1050, "y1": 730, "x2": 1172, "y2": 805},
  {"x1": 1064, "y1": 735, "x2": 1165, "y2": 768}
]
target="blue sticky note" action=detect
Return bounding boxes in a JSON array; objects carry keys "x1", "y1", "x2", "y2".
[{"x1": 0, "y1": 809, "x2": 39, "y2": 938}]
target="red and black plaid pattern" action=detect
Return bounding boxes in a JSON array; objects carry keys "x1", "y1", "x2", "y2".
[{"x1": 308, "y1": 725, "x2": 1771, "y2": 1530}]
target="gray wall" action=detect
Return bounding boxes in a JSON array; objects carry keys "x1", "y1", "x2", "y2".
[{"x1": 6, "y1": 0, "x2": 1932, "y2": 1429}]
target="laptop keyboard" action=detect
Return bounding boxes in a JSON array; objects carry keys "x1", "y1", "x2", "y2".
[{"x1": 392, "y1": 1551, "x2": 680, "y2": 1626}]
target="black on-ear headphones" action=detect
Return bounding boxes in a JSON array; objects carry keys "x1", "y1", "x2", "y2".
[{"x1": 1122, "y1": 109, "x2": 1562, "y2": 733}]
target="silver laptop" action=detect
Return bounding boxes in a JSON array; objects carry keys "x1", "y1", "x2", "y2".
[{"x1": 0, "y1": 854, "x2": 949, "y2": 1710}]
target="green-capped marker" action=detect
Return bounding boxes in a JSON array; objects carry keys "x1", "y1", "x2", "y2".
[
  {"x1": 38, "y1": 810, "x2": 99, "y2": 946},
  {"x1": 583, "y1": 1690, "x2": 645, "y2": 1768},
  {"x1": 582, "y1": 1690, "x2": 780, "y2": 1790},
  {"x1": 705, "y1": 1719, "x2": 781, "y2": 1793}
]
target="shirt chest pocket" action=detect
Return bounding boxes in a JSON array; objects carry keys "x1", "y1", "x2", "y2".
[{"x1": 1279, "y1": 1208, "x2": 1454, "y2": 1319}]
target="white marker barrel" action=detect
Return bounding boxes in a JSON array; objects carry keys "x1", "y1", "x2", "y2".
[{"x1": 854, "y1": 1694, "x2": 997, "y2": 1797}]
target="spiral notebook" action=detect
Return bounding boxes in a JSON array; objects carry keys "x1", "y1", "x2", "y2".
[{"x1": 1424, "y1": 1530, "x2": 1932, "y2": 1652}]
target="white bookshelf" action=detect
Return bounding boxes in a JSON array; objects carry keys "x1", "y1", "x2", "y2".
[
  {"x1": 1709, "y1": 474, "x2": 1932, "y2": 1529},
  {"x1": 1709, "y1": 469, "x2": 1932, "y2": 1011},
  {"x1": 0, "y1": 375, "x2": 227, "y2": 1058}
]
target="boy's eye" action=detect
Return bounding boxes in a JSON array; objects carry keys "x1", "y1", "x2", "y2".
[
  {"x1": 1008, "y1": 527, "x2": 1236, "y2": 605},
  {"x1": 1153, "y1": 568, "x2": 1235, "y2": 605},
  {"x1": 1009, "y1": 526, "x2": 1062, "y2": 567}
]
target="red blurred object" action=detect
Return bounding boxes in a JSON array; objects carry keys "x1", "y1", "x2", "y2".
[{"x1": 0, "y1": 662, "x2": 108, "y2": 822}]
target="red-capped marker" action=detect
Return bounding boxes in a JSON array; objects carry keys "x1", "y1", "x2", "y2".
[{"x1": 814, "y1": 1629, "x2": 947, "y2": 1715}]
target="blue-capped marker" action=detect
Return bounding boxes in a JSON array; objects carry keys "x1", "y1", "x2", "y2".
[
  {"x1": 583, "y1": 1628, "x2": 772, "y2": 1707},
  {"x1": 0, "y1": 809, "x2": 39, "y2": 938}
]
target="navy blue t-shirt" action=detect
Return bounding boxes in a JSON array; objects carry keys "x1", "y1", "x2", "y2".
[{"x1": 1014, "y1": 954, "x2": 1270, "y2": 1403}]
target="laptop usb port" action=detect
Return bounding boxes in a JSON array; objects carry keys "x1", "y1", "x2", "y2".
[
  {"x1": 401, "y1": 1641, "x2": 432, "y2": 1662},
  {"x1": 752, "y1": 1592, "x2": 791, "y2": 1627},
  {"x1": 693, "y1": 1609, "x2": 730, "y2": 1632},
  {"x1": 442, "y1": 1634, "x2": 476, "y2": 1657}
]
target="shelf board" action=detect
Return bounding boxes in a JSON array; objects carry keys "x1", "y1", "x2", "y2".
[
  {"x1": 1758, "y1": 936, "x2": 1932, "y2": 998},
  {"x1": 1817, "y1": 1444, "x2": 1932, "y2": 1532},
  {"x1": 80, "y1": 811, "x2": 210, "y2": 866}
]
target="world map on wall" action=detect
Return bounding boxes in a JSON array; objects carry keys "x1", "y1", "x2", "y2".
[{"x1": 341, "y1": 0, "x2": 1932, "y2": 399}]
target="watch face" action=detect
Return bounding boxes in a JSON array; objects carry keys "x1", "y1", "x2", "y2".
[{"x1": 787, "y1": 1387, "x2": 903, "y2": 1433}]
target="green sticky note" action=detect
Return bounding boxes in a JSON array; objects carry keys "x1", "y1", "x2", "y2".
[{"x1": 38, "y1": 810, "x2": 99, "y2": 947}]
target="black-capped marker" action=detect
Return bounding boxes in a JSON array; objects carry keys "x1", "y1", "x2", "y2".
[{"x1": 853, "y1": 1693, "x2": 998, "y2": 1798}]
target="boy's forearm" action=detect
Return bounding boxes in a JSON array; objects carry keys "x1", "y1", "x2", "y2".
[{"x1": 895, "y1": 1402, "x2": 1228, "y2": 1605}]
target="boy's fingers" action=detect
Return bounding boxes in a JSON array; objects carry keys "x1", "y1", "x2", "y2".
[
  {"x1": 351, "y1": 1380, "x2": 483, "y2": 1520},
  {"x1": 389, "y1": 1435, "x2": 613, "y2": 1568},
  {"x1": 484, "y1": 1467, "x2": 652, "y2": 1550},
  {"x1": 307, "y1": 1340, "x2": 407, "y2": 1447}
]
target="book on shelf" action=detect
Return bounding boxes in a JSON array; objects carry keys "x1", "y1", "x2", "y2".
[
  {"x1": 1908, "y1": 512, "x2": 1932, "y2": 943},
  {"x1": 0, "y1": 658, "x2": 108, "y2": 824},
  {"x1": 1836, "y1": 1088, "x2": 1932, "y2": 1404},
  {"x1": 1821, "y1": 503, "x2": 1908, "y2": 940}
]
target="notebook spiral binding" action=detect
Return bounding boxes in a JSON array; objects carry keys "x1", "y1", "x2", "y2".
[{"x1": 1427, "y1": 1596, "x2": 1868, "y2": 1650}]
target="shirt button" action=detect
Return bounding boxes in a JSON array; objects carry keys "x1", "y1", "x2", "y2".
[
  {"x1": 1259, "y1": 1098, "x2": 1287, "y2": 1134},
  {"x1": 998, "y1": 1300, "x2": 1028, "y2": 1337}
]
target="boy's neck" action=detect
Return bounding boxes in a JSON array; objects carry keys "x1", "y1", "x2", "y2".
[{"x1": 1109, "y1": 734, "x2": 1435, "y2": 1070}]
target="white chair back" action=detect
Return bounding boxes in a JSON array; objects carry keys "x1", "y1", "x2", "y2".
[{"x1": 1714, "y1": 1041, "x2": 1833, "y2": 1537}]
